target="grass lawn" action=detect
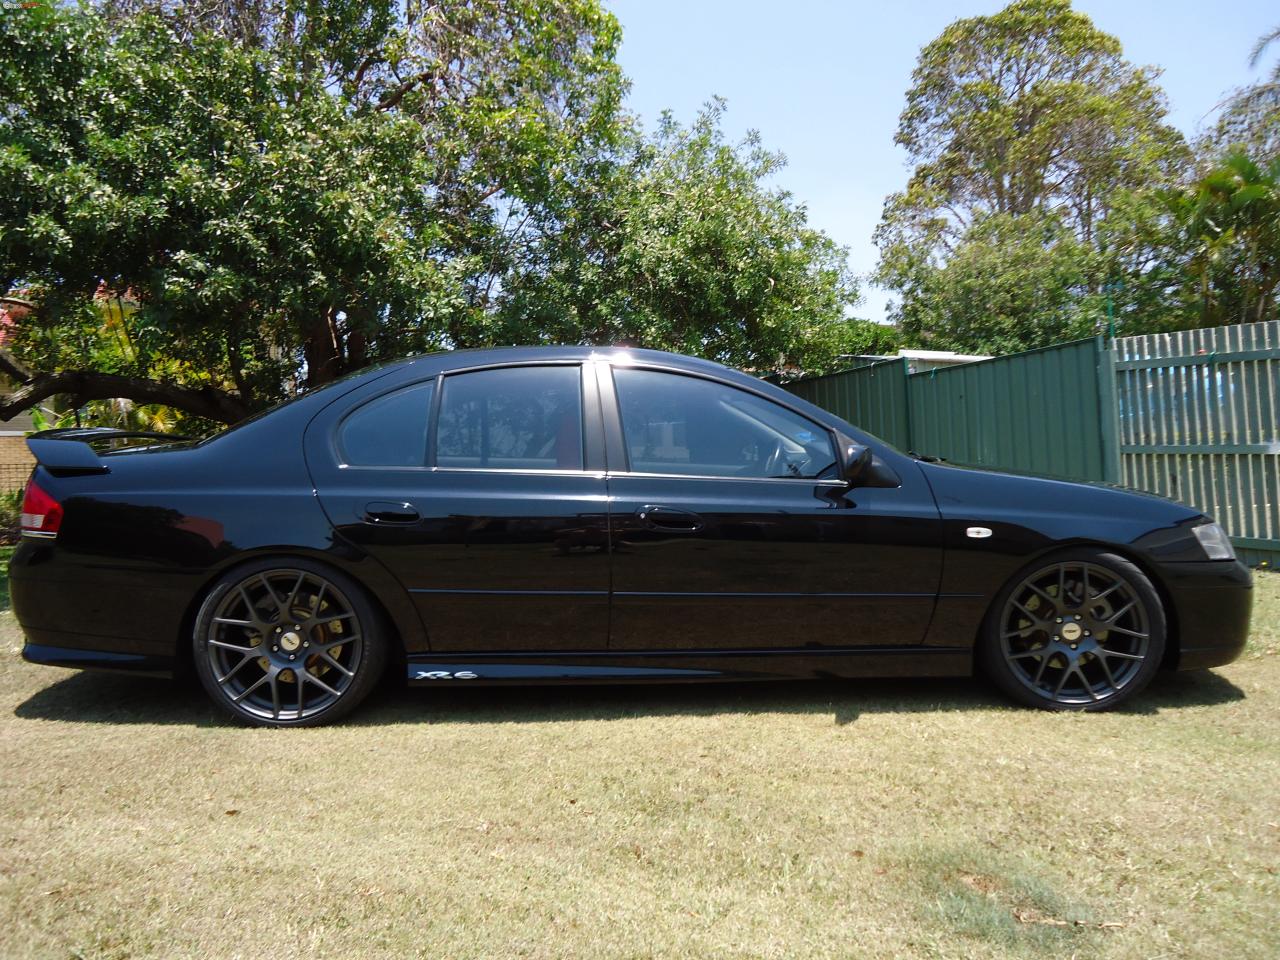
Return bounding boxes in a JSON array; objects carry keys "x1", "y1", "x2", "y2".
[{"x1": 0, "y1": 572, "x2": 1277, "y2": 960}]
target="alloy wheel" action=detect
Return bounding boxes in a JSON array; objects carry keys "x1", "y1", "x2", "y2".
[
  {"x1": 998, "y1": 560, "x2": 1151, "y2": 706},
  {"x1": 202, "y1": 569, "x2": 364, "y2": 722}
]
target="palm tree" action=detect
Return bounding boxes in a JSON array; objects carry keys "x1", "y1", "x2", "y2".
[
  {"x1": 1207, "y1": 26, "x2": 1280, "y2": 164},
  {"x1": 1249, "y1": 25, "x2": 1280, "y2": 83},
  {"x1": 1180, "y1": 151, "x2": 1280, "y2": 324}
]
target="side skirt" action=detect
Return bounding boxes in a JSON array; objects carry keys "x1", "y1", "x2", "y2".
[
  {"x1": 22, "y1": 643, "x2": 176, "y2": 677},
  {"x1": 405, "y1": 646, "x2": 972, "y2": 685}
]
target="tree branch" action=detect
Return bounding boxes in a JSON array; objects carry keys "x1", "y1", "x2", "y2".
[
  {"x1": 0, "y1": 349, "x2": 34, "y2": 384},
  {"x1": 376, "y1": 70, "x2": 435, "y2": 111},
  {"x1": 0, "y1": 370, "x2": 250, "y2": 425}
]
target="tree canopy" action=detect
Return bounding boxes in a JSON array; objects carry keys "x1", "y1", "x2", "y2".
[
  {"x1": 1206, "y1": 24, "x2": 1280, "y2": 165},
  {"x1": 875, "y1": 0, "x2": 1188, "y2": 353},
  {"x1": 877, "y1": 3, "x2": 1280, "y2": 354},
  {"x1": 495, "y1": 102, "x2": 886, "y2": 372},
  {"x1": 2, "y1": 1, "x2": 877, "y2": 427},
  {"x1": 5, "y1": 0, "x2": 1277, "y2": 423}
]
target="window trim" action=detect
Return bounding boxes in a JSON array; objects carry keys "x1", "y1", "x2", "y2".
[
  {"x1": 428, "y1": 361, "x2": 597, "y2": 475},
  {"x1": 600, "y1": 363, "x2": 841, "y2": 482}
]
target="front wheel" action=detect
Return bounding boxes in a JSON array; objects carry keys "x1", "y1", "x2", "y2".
[
  {"x1": 193, "y1": 559, "x2": 387, "y2": 727},
  {"x1": 979, "y1": 550, "x2": 1166, "y2": 712}
]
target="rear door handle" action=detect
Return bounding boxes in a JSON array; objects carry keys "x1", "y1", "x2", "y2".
[
  {"x1": 363, "y1": 501, "x2": 420, "y2": 524},
  {"x1": 636, "y1": 505, "x2": 704, "y2": 533}
]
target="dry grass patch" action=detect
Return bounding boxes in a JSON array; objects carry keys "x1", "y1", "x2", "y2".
[{"x1": 1, "y1": 572, "x2": 1278, "y2": 959}]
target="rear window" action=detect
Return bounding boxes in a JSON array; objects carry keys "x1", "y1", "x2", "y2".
[
  {"x1": 435, "y1": 366, "x2": 583, "y2": 471},
  {"x1": 337, "y1": 381, "x2": 433, "y2": 467}
]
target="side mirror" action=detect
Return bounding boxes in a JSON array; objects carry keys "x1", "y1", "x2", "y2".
[
  {"x1": 834, "y1": 433, "x2": 901, "y2": 488},
  {"x1": 839, "y1": 437, "x2": 872, "y2": 483}
]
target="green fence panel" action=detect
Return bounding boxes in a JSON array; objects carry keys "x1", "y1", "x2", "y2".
[
  {"x1": 782, "y1": 358, "x2": 911, "y2": 449},
  {"x1": 905, "y1": 338, "x2": 1111, "y2": 482}
]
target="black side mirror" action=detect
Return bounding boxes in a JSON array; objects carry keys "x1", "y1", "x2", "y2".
[
  {"x1": 839, "y1": 437, "x2": 872, "y2": 483},
  {"x1": 834, "y1": 433, "x2": 901, "y2": 488}
]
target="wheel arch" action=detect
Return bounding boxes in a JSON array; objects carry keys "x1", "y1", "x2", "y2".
[
  {"x1": 975, "y1": 539, "x2": 1181, "y2": 670},
  {"x1": 174, "y1": 548, "x2": 413, "y2": 679}
]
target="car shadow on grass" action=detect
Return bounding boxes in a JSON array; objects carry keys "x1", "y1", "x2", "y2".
[{"x1": 12, "y1": 666, "x2": 1246, "y2": 727}]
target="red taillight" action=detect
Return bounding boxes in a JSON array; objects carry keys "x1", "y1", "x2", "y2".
[{"x1": 21, "y1": 479, "x2": 62, "y2": 539}]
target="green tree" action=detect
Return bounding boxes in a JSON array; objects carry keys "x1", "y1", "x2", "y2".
[
  {"x1": 2, "y1": 3, "x2": 870, "y2": 424},
  {"x1": 495, "y1": 102, "x2": 889, "y2": 374},
  {"x1": 883, "y1": 211, "x2": 1096, "y2": 355},
  {"x1": 1163, "y1": 151, "x2": 1280, "y2": 325},
  {"x1": 2, "y1": 4, "x2": 447, "y2": 422},
  {"x1": 875, "y1": 0, "x2": 1186, "y2": 352},
  {"x1": 100, "y1": 0, "x2": 627, "y2": 336}
]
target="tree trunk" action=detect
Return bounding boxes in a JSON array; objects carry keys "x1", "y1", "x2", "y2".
[{"x1": 303, "y1": 308, "x2": 344, "y2": 388}]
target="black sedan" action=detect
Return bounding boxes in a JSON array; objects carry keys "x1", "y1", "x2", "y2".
[{"x1": 11, "y1": 347, "x2": 1252, "y2": 726}]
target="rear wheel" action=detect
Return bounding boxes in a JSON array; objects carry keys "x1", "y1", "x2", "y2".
[
  {"x1": 193, "y1": 559, "x2": 386, "y2": 727},
  {"x1": 980, "y1": 549, "x2": 1166, "y2": 712}
]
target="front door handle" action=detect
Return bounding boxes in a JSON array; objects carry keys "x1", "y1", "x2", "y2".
[
  {"x1": 636, "y1": 505, "x2": 704, "y2": 533},
  {"x1": 363, "y1": 501, "x2": 420, "y2": 524}
]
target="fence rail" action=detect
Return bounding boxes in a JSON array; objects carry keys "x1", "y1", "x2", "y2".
[{"x1": 781, "y1": 320, "x2": 1280, "y2": 567}]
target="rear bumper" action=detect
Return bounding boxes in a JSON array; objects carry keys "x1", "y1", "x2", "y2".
[
  {"x1": 1158, "y1": 559, "x2": 1253, "y2": 670},
  {"x1": 10, "y1": 538, "x2": 192, "y2": 665}
]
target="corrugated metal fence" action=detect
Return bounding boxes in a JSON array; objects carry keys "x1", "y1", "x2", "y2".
[
  {"x1": 781, "y1": 320, "x2": 1280, "y2": 567},
  {"x1": 908, "y1": 338, "x2": 1118, "y2": 483},
  {"x1": 784, "y1": 357, "x2": 913, "y2": 450}
]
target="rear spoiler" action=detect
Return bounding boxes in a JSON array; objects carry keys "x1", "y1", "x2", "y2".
[{"x1": 26, "y1": 427, "x2": 193, "y2": 477}]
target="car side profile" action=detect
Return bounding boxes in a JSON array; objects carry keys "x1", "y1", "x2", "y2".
[{"x1": 11, "y1": 347, "x2": 1253, "y2": 726}]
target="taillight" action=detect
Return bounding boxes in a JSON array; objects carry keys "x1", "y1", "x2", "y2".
[{"x1": 21, "y1": 479, "x2": 63, "y2": 539}]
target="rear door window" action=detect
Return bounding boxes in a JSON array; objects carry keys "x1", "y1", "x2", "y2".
[{"x1": 435, "y1": 366, "x2": 584, "y2": 471}]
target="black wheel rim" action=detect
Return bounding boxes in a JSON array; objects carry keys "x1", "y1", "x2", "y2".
[
  {"x1": 999, "y1": 561, "x2": 1150, "y2": 706},
  {"x1": 204, "y1": 570, "x2": 364, "y2": 722}
]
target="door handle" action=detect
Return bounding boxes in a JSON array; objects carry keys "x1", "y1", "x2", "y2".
[
  {"x1": 363, "y1": 501, "x2": 420, "y2": 524},
  {"x1": 636, "y1": 505, "x2": 704, "y2": 533}
]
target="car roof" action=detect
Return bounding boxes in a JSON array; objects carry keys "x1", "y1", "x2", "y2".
[{"x1": 379, "y1": 345, "x2": 736, "y2": 378}]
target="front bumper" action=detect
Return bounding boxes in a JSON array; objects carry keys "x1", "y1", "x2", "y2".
[{"x1": 1158, "y1": 559, "x2": 1253, "y2": 670}]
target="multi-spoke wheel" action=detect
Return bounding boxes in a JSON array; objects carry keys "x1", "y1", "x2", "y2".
[
  {"x1": 193, "y1": 560, "x2": 387, "y2": 727},
  {"x1": 980, "y1": 550, "x2": 1166, "y2": 711}
]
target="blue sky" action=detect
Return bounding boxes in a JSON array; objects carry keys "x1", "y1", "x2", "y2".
[{"x1": 608, "y1": 0, "x2": 1280, "y2": 323}]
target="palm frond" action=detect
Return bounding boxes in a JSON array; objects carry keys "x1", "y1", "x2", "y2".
[{"x1": 1249, "y1": 25, "x2": 1280, "y2": 69}]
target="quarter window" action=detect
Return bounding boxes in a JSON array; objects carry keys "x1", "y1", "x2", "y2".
[
  {"x1": 338, "y1": 381, "x2": 433, "y2": 467},
  {"x1": 436, "y1": 366, "x2": 584, "y2": 471},
  {"x1": 612, "y1": 368, "x2": 836, "y2": 479}
]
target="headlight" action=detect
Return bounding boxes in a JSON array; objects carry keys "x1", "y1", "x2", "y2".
[{"x1": 1192, "y1": 522, "x2": 1235, "y2": 561}]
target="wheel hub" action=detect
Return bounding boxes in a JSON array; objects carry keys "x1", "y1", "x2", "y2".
[
  {"x1": 279, "y1": 630, "x2": 303, "y2": 652},
  {"x1": 1053, "y1": 635, "x2": 1099, "y2": 662}
]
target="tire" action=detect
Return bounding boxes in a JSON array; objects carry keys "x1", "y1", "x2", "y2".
[
  {"x1": 979, "y1": 548, "x2": 1166, "y2": 712},
  {"x1": 192, "y1": 558, "x2": 388, "y2": 727}
]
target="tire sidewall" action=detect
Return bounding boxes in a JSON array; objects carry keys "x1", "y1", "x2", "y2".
[{"x1": 192, "y1": 557, "x2": 388, "y2": 727}]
